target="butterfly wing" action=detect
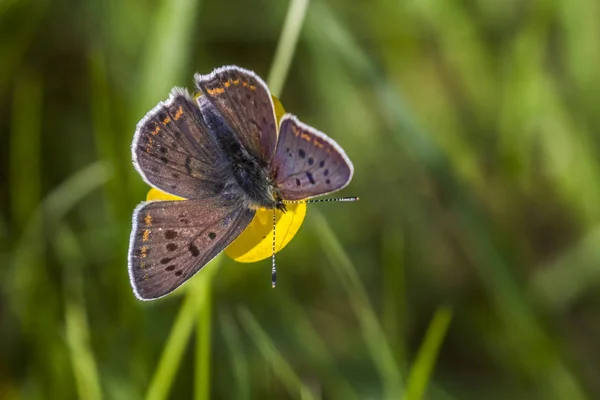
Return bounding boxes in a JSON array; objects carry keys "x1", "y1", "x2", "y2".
[
  {"x1": 194, "y1": 66, "x2": 278, "y2": 163},
  {"x1": 132, "y1": 87, "x2": 228, "y2": 199},
  {"x1": 272, "y1": 114, "x2": 354, "y2": 200},
  {"x1": 128, "y1": 198, "x2": 255, "y2": 300}
]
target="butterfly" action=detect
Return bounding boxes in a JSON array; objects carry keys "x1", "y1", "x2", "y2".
[{"x1": 128, "y1": 66, "x2": 354, "y2": 300}]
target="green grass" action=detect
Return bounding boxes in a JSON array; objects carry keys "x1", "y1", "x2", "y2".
[
  {"x1": 145, "y1": 259, "x2": 218, "y2": 400},
  {"x1": 3, "y1": 0, "x2": 600, "y2": 398}
]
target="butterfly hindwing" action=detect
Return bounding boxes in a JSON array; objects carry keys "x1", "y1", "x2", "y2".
[
  {"x1": 273, "y1": 114, "x2": 354, "y2": 200},
  {"x1": 128, "y1": 198, "x2": 255, "y2": 300},
  {"x1": 194, "y1": 66, "x2": 278, "y2": 164},
  {"x1": 133, "y1": 88, "x2": 229, "y2": 199}
]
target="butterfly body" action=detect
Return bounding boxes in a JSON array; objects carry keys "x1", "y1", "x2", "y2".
[
  {"x1": 128, "y1": 66, "x2": 353, "y2": 300},
  {"x1": 198, "y1": 97, "x2": 278, "y2": 210},
  {"x1": 225, "y1": 144, "x2": 278, "y2": 211}
]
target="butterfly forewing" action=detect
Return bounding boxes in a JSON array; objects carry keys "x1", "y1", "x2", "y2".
[
  {"x1": 194, "y1": 66, "x2": 278, "y2": 163},
  {"x1": 133, "y1": 88, "x2": 227, "y2": 199},
  {"x1": 273, "y1": 115, "x2": 354, "y2": 200},
  {"x1": 128, "y1": 199, "x2": 255, "y2": 300}
]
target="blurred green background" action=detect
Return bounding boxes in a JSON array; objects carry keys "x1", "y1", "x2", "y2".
[{"x1": 2, "y1": 0, "x2": 600, "y2": 398}]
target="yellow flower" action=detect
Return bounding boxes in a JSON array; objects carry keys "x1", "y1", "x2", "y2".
[{"x1": 145, "y1": 95, "x2": 307, "y2": 262}]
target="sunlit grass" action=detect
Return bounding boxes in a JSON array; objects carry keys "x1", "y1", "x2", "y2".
[
  {"x1": 145, "y1": 260, "x2": 218, "y2": 400},
  {"x1": 220, "y1": 313, "x2": 251, "y2": 400},
  {"x1": 54, "y1": 225, "x2": 102, "y2": 400},
  {"x1": 404, "y1": 307, "x2": 453, "y2": 400},
  {"x1": 266, "y1": 0, "x2": 310, "y2": 97},
  {"x1": 4, "y1": 0, "x2": 600, "y2": 398},
  {"x1": 238, "y1": 308, "x2": 317, "y2": 400},
  {"x1": 313, "y1": 210, "x2": 403, "y2": 397}
]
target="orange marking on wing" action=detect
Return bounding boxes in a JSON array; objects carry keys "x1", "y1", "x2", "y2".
[
  {"x1": 146, "y1": 137, "x2": 153, "y2": 153},
  {"x1": 224, "y1": 80, "x2": 231, "y2": 88},
  {"x1": 300, "y1": 133, "x2": 312, "y2": 142},
  {"x1": 174, "y1": 106, "x2": 183, "y2": 120},
  {"x1": 292, "y1": 126, "x2": 299, "y2": 137},
  {"x1": 232, "y1": 79, "x2": 240, "y2": 85},
  {"x1": 140, "y1": 245, "x2": 148, "y2": 258},
  {"x1": 144, "y1": 214, "x2": 152, "y2": 226},
  {"x1": 142, "y1": 229, "x2": 150, "y2": 242},
  {"x1": 207, "y1": 87, "x2": 225, "y2": 95},
  {"x1": 152, "y1": 125, "x2": 160, "y2": 135},
  {"x1": 241, "y1": 81, "x2": 257, "y2": 91},
  {"x1": 162, "y1": 116, "x2": 171, "y2": 125},
  {"x1": 313, "y1": 139, "x2": 324, "y2": 148}
]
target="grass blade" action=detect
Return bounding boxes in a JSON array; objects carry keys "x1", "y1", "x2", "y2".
[
  {"x1": 381, "y1": 227, "x2": 407, "y2": 371},
  {"x1": 404, "y1": 307, "x2": 453, "y2": 400},
  {"x1": 278, "y1": 299, "x2": 359, "y2": 400},
  {"x1": 195, "y1": 273, "x2": 212, "y2": 400},
  {"x1": 9, "y1": 161, "x2": 112, "y2": 301},
  {"x1": 267, "y1": 0, "x2": 310, "y2": 97},
  {"x1": 308, "y1": 2, "x2": 587, "y2": 398},
  {"x1": 53, "y1": 224, "x2": 103, "y2": 400},
  {"x1": 532, "y1": 224, "x2": 600, "y2": 311},
  {"x1": 136, "y1": 0, "x2": 202, "y2": 115},
  {"x1": 312, "y1": 210, "x2": 403, "y2": 398},
  {"x1": 89, "y1": 48, "x2": 130, "y2": 221},
  {"x1": 220, "y1": 314, "x2": 250, "y2": 400},
  {"x1": 145, "y1": 259, "x2": 219, "y2": 400},
  {"x1": 10, "y1": 68, "x2": 42, "y2": 230},
  {"x1": 238, "y1": 307, "x2": 316, "y2": 400}
]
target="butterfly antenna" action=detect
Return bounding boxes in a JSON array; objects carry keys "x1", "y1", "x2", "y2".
[
  {"x1": 270, "y1": 197, "x2": 357, "y2": 288},
  {"x1": 283, "y1": 196, "x2": 360, "y2": 204},
  {"x1": 271, "y1": 208, "x2": 277, "y2": 288}
]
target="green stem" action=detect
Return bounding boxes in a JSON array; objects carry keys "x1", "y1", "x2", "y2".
[
  {"x1": 195, "y1": 274, "x2": 212, "y2": 400},
  {"x1": 145, "y1": 259, "x2": 219, "y2": 400},
  {"x1": 238, "y1": 308, "x2": 316, "y2": 400},
  {"x1": 404, "y1": 307, "x2": 453, "y2": 400},
  {"x1": 312, "y1": 210, "x2": 403, "y2": 398},
  {"x1": 267, "y1": 0, "x2": 310, "y2": 97}
]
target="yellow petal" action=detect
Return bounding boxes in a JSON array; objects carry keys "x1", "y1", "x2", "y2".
[
  {"x1": 271, "y1": 95, "x2": 286, "y2": 123},
  {"x1": 144, "y1": 95, "x2": 306, "y2": 263},
  {"x1": 225, "y1": 203, "x2": 306, "y2": 262},
  {"x1": 146, "y1": 188, "x2": 185, "y2": 201}
]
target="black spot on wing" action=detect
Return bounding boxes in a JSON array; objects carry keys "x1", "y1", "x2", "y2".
[
  {"x1": 185, "y1": 156, "x2": 191, "y2": 175},
  {"x1": 189, "y1": 243, "x2": 200, "y2": 257},
  {"x1": 166, "y1": 243, "x2": 178, "y2": 251}
]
